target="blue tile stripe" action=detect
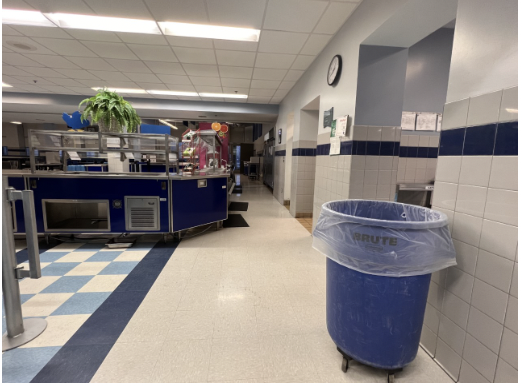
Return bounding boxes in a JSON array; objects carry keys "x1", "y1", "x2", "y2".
[
  {"x1": 399, "y1": 146, "x2": 439, "y2": 158},
  {"x1": 316, "y1": 141, "x2": 401, "y2": 156},
  {"x1": 275, "y1": 150, "x2": 286, "y2": 156},
  {"x1": 439, "y1": 121, "x2": 518, "y2": 156},
  {"x1": 291, "y1": 148, "x2": 316, "y2": 156},
  {"x1": 31, "y1": 240, "x2": 180, "y2": 383}
]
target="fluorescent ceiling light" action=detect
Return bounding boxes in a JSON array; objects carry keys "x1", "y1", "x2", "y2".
[
  {"x1": 158, "y1": 119, "x2": 178, "y2": 130},
  {"x1": 158, "y1": 22, "x2": 260, "y2": 42},
  {"x1": 147, "y1": 90, "x2": 198, "y2": 97},
  {"x1": 2, "y1": 9, "x2": 57, "y2": 27},
  {"x1": 91, "y1": 87, "x2": 147, "y2": 94},
  {"x1": 2, "y1": 83, "x2": 13, "y2": 87},
  {"x1": 11, "y1": 121, "x2": 22, "y2": 124},
  {"x1": 44, "y1": 13, "x2": 161, "y2": 34},
  {"x1": 199, "y1": 93, "x2": 248, "y2": 99}
]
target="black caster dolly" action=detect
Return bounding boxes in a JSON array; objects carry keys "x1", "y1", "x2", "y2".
[
  {"x1": 386, "y1": 368, "x2": 402, "y2": 383},
  {"x1": 336, "y1": 347, "x2": 352, "y2": 373}
]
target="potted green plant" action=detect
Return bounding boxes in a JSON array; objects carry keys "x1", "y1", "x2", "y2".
[{"x1": 79, "y1": 89, "x2": 141, "y2": 133}]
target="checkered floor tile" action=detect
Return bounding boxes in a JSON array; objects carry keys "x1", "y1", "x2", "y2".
[{"x1": 2, "y1": 236, "x2": 160, "y2": 383}]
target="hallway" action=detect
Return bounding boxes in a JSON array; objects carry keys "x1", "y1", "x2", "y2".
[{"x1": 90, "y1": 175, "x2": 454, "y2": 383}]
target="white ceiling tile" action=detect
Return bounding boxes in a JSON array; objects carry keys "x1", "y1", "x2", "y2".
[
  {"x1": 9, "y1": 85, "x2": 50, "y2": 93},
  {"x1": 195, "y1": 86, "x2": 223, "y2": 93},
  {"x1": 128, "y1": 44, "x2": 178, "y2": 62},
  {"x1": 85, "y1": 0, "x2": 155, "y2": 19},
  {"x1": 117, "y1": 33, "x2": 168, "y2": 46},
  {"x1": 173, "y1": 47, "x2": 216, "y2": 65},
  {"x1": 3, "y1": 53, "x2": 43, "y2": 67},
  {"x1": 89, "y1": 70, "x2": 132, "y2": 81},
  {"x1": 82, "y1": 41, "x2": 138, "y2": 60},
  {"x1": 166, "y1": 36, "x2": 213, "y2": 49},
  {"x1": 252, "y1": 68, "x2": 287, "y2": 81},
  {"x1": 40, "y1": 85, "x2": 76, "y2": 93},
  {"x1": 3, "y1": 47, "x2": 14, "y2": 53},
  {"x1": 123, "y1": 72, "x2": 162, "y2": 83},
  {"x1": 156, "y1": 74, "x2": 193, "y2": 85},
  {"x1": 1, "y1": 0, "x2": 34, "y2": 10},
  {"x1": 207, "y1": 0, "x2": 267, "y2": 29},
  {"x1": 19, "y1": 67, "x2": 64, "y2": 78},
  {"x1": 48, "y1": 77, "x2": 85, "y2": 87},
  {"x1": 55, "y1": 68, "x2": 102, "y2": 80},
  {"x1": 263, "y1": 0, "x2": 327, "y2": 33},
  {"x1": 222, "y1": 87, "x2": 249, "y2": 95},
  {"x1": 2, "y1": 75, "x2": 27, "y2": 84},
  {"x1": 213, "y1": 40, "x2": 258, "y2": 52},
  {"x1": 270, "y1": 98, "x2": 282, "y2": 104},
  {"x1": 300, "y1": 34, "x2": 332, "y2": 55},
  {"x1": 278, "y1": 81, "x2": 296, "y2": 90},
  {"x1": 64, "y1": 87, "x2": 96, "y2": 95},
  {"x1": 166, "y1": 84, "x2": 197, "y2": 92},
  {"x1": 24, "y1": 0, "x2": 95, "y2": 13},
  {"x1": 250, "y1": 80, "x2": 280, "y2": 89},
  {"x1": 106, "y1": 59, "x2": 152, "y2": 73},
  {"x1": 12, "y1": 25, "x2": 73, "y2": 39},
  {"x1": 144, "y1": 0, "x2": 208, "y2": 23},
  {"x1": 255, "y1": 53, "x2": 296, "y2": 69},
  {"x1": 221, "y1": 78, "x2": 251, "y2": 88},
  {"x1": 273, "y1": 89, "x2": 289, "y2": 98},
  {"x1": 2, "y1": 66, "x2": 33, "y2": 76},
  {"x1": 215, "y1": 50, "x2": 255, "y2": 67},
  {"x1": 24, "y1": 54, "x2": 81, "y2": 69},
  {"x1": 77, "y1": 79, "x2": 103, "y2": 87},
  {"x1": 33, "y1": 38, "x2": 97, "y2": 57},
  {"x1": 258, "y1": 31, "x2": 308, "y2": 54},
  {"x1": 284, "y1": 69, "x2": 304, "y2": 82},
  {"x1": 218, "y1": 66, "x2": 253, "y2": 79},
  {"x1": 12, "y1": 76, "x2": 57, "y2": 85},
  {"x1": 65, "y1": 57, "x2": 115, "y2": 70},
  {"x1": 136, "y1": 82, "x2": 169, "y2": 90},
  {"x1": 93, "y1": 80, "x2": 140, "y2": 88},
  {"x1": 291, "y1": 55, "x2": 315, "y2": 70},
  {"x1": 247, "y1": 97, "x2": 272, "y2": 104},
  {"x1": 189, "y1": 77, "x2": 222, "y2": 86},
  {"x1": 144, "y1": 61, "x2": 186, "y2": 75},
  {"x1": 182, "y1": 64, "x2": 219, "y2": 77},
  {"x1": 67, "y1": 30, "x2": 122, "y2": 42},
  {"x1": 2, "y1": 26, "x2": 24, "y2": 37},
  {"x1": 248, "y1": 88, "x2": 276, "y2": 97},
  {"x1": 4, "y1": 36, "x2": 57, "y2": 55},
  {"x1": 314, "y1": 2, "x2": 358, "y2": 34}
]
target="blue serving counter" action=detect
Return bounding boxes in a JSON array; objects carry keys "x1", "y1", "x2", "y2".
[{"x1": 4, "y1": 171, "x2": 228, "y2": 236}]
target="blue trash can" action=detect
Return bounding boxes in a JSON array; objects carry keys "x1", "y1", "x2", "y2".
[{"x1": 313, "y1": 200, "x2": 456, "y2": 381}]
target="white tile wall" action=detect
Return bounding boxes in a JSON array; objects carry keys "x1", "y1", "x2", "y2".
[
  {"x1": 290, "y1": 152, "x2": 316, "y2": 217},
  {"x1": 397, "y1": 132, "x2": 439, "y2": 184},
  {"x1": 423, "y1": 87, "x2": 518, "y2": 383}
]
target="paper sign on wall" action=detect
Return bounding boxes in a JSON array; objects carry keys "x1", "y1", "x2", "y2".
[
  {"x1": 416, "y1": 113, "x2": 437, "y2": 131},
  {"x1": 335, "y1": 115, "x2": 348, "y2": 137},
  {"x1": 329, "y1": 137, "x2": 341, "y2": 156},
  {"x1": 401, "y1": 112, "x2": 417, "y2": 131},
  {"x1": 324, "y1": 107, "x2": 334, "y2": 128}
]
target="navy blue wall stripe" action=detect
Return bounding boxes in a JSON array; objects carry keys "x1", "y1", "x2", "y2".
[
  {"x1": 439, "y1": 121, "x2": 518, "y2": 156},
  {"x1": 291, "y1": 148, "x2": 316, "y2": 156},
  {"x1": 316, "y1": 141, "x2": 401, "y2": 156},
  {"x1": 398, "y1": 146, "x2": 439, "y2": 158},
  {"x1": 31, "y1": 239, "x2": 180, "y2": 383}
]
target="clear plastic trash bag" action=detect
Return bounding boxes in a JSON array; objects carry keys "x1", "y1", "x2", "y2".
[{"x1": 312, "y1": 200, "x2": 457, "y2": 277}]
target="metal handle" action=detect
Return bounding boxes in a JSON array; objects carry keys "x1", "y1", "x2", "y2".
[{"x1": 7, "y1": 188, "x2": 41, "y2": 279}]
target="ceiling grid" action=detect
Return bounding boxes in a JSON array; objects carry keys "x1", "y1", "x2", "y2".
[{"x1": 2, "y1": 0, "x2": 361, "y2": 104}]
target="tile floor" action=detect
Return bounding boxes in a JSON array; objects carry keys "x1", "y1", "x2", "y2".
[
  {"x1": 296, "y1": 217, "x2": 313, "y2": 234},
  {"x1": 2, "y1": 237, "x2": 160, "y2": 383},
  {"x1": 90, "y1": 176, "x2": 454, "y2": 383}
]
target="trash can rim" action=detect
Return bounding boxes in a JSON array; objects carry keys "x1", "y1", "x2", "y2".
[{"x1": 320, "y1": 199, "x2": 449, "y2": 229}]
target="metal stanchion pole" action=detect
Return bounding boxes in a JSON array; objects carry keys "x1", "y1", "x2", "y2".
[{"x1": 2, "y1": 177, "x2": 47, "y2": 351}]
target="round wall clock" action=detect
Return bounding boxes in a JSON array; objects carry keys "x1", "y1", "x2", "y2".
[{"x1": 327, "y1": 55, "x2": 342, "y2": 86}]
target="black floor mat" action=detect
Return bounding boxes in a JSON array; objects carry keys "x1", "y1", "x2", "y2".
[
  {"x1": 229, "y1": 202, "x2": 249, "y2": 211},
  {"x1": 223, "y1": 214, "x2": 249, "y2": 227}
]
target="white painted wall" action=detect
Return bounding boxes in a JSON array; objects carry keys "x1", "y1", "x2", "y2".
[
  {"x1": 2, "y1": 123, "x2": 21, "y2": 148},
  {"x1": 275, "y1": 0, "x2": 409, "y2": 144},
  {"x1": 283, "y1": 112, "x2": 294, "y2": 201},
  {"x1": 446, "y1": 0, "x2": 517, "y2": 102}
]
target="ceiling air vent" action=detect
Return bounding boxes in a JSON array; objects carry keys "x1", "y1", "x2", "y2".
[{"x1": 125, "y1": 197, "x2": 160, "y2": 231}]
